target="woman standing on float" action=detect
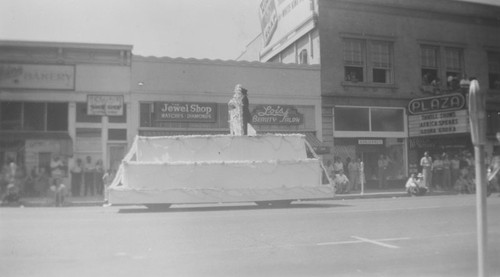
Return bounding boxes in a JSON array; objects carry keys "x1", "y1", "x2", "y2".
[{"x1": 228, "y1": 84, "x2": 245, "y2": 136}]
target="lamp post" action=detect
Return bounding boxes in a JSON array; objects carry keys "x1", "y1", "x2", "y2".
[{"x1": 468, "y1": 80, "x2": 488, "y2": 277}]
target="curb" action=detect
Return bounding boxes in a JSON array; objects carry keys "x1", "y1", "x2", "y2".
[{"x1": 9, "y1": 191, "x2": 458, "y2": 208}]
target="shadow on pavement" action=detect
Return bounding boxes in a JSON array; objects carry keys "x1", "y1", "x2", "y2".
[{"x1": 117, "y1": 202, "x2": 350, "y2": 214}]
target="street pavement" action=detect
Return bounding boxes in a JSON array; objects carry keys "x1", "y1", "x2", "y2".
[{"x1": 1, "y1": 194, "x2": 499, "y2": 277}]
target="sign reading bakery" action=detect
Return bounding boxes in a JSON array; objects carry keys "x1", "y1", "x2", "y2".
[
  {"x1": 251, "y1": 105, "x2": 303, "y2": 125},
  {"x1": 0, "y1": 63, "x2": 75, "y2": 90},
  {"x1": 155, "y1": 102, "x2": 217, "y2": 122}
]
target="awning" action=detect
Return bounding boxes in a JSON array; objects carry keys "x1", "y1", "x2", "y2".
[
  {"x1": 139, "y1": 129, "x2": 228, "y2": 136},
  {"x1": 0, "y1": 131, "x2": 72, "y2": 141},
  {"x1": 0, "y1": 131, "x2": 73, "y2": 156},
  {"x1": 304, "y1": 133, "x2": 331, "y2": 155}
]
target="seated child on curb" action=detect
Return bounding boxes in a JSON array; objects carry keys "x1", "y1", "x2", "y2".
[
  {"x1": 405, "y1": 173, "x2": 428, "y2": 196},
  {"x1": 333, "y1": 172, "x2": 350, "y2": 194},
  {"x1": 50, "y1": 178, "x2": 66, "y2": 207}
]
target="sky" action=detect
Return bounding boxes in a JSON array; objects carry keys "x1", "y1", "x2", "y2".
[
  {"x1": 0, "y1": 0, "x2": 262, "y2": 60},
  {"x1": 1, "y1": 0, "x2": 499, "y2": 61}
]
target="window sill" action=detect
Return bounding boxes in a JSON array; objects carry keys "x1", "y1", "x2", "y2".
[{"x1": 341, "y1": 81, "x2": 398, "y2": 90}]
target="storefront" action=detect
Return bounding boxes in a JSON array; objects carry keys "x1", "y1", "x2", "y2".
[
  {"x1": 0, "y1": 63, "x2": 75, "y2": 187},
  {"x1": 331, "y1": 105, "x2": 408, "y2": 188},
  {"x1": 407, "y1": 93, "x2": 471, "y2": 174},
  {"x1": 137, "y1": 101, "x2": 328, "y2": 154},
  {"x1": 131, "y1": 56, "x2": 328, "y2": 157},
  {"x1": 0, "y1": 41, "x2": 132, "y2": 196}
]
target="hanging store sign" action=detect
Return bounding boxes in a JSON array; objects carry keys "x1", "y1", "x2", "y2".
[
  {"x1": 409, "y1": 109, "x2": 469, "y2": 137},
  {"x1": 251, "y1": 105, "x2": 303, "y2": 125},
  {"x1": 408, "y1": 93, "x2": 465, "y2": 115},
  {"x1": 87, "y1": 95, "x2": 124, "y2": 116},
  {"x1": 155, "y1": 102, "x2": 217, "y2": 122},
  {"x1": 358, "y1": 139, "x2": 384, "y2": 145},
  {"x1": 0, "y1": 63, "x2": 75, "y2": 90}
]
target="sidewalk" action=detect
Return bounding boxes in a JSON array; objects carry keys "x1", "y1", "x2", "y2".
[
  {"x1": 8, "y1": 188, "x2": 458, "y2": 207},
  {"x1": 15, "y1": 195, "x2": 105, "y2": 207}
]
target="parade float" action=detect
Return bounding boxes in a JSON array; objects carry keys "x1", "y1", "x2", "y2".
[{"x1": 107, "y1": 85, "x2": 333, "y2": 208}]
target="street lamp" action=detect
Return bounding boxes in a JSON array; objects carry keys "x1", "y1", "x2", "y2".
[{"x1": 468, "y1": 79, "x2": 488, "y2": 277}]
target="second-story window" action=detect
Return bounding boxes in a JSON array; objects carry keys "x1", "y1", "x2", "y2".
[
  {"x1": 343, "y1": 38, "x2": 393, "y2": 84},
  {"x1": 343, "y1": 39, "x2": 365, "y2": 82},
  {"x1": 371, "y1": 41, "x2": 392, "y2": 83},
  {"x1": 421, "y1": 45, "x2": 439, "y2": 86},
  {"x1": 445, "y1": 47, "x2": 463, "y2": 90}
]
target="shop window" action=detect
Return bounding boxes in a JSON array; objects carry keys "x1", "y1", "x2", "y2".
[
  {"x1": 24, "y1": 102, "x2": 46, "y2": 131},
  {"x1": 488, "y1": 51, "x2": 500, "y2": 90},
  {"x1": 76, "y1": 102, "x2": 101, "y2": 123},
  {"x1": 299, "y1": 49, "x2": 308, "y2": 64},
  {"x1": 108, "y1": 129, "x2": 127, "y2": 141},
  {"x1": 334, "y1": 107, "x2": 369, "y2": 131},
  {"x1": 0, "y1": 102, "x2": 22, "y2": 130},
  {"x1": 140, "y1": 102, "x2": 153, "y2": 127},
  {"x1": 108, "y1": 104, "x2": 127, "y2": 123},
  {"x1": 47, "y1": 103, "x2": 68, "y2": 131},
  {"x1": 371, "y1": 108, "x2": 404, "y2": 132}
]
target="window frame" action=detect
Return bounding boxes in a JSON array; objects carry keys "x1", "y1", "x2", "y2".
[{"x1": 342, "y1": 37, "x2": 394, "y2": 85}]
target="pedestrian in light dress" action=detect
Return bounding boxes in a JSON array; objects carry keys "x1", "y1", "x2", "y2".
[
  {"x1": 348, "y1": 158, "x2": 360, "y2": 191},
  {"x1": 420, "y1": 152, "x2": 433, "y2": 189}
]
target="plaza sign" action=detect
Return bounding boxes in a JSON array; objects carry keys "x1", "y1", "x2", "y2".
[{"x1": 408, "y1": 93, "x2": 465, "y2": 115}]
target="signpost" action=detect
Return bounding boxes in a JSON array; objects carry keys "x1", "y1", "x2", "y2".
[{"x1": 468, "y1": 80, "x2": 488, "y2": 277}]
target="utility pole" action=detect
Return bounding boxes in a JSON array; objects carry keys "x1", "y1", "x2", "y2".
[{"x1": 468, "y1": 80, "x2": 488, "y2": 277}]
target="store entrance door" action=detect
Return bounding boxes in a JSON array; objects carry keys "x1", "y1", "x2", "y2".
[
  {"x1": 107, "y1": 143, "x2": 127, "y2": 172},
  {"x1": 360, "y1": 151, "x2": 382, "y2": 189}
]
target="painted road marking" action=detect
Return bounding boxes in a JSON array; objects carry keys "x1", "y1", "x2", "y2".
[{"x1": 317, "y1": 236, "x2": 410, "y2": 249}]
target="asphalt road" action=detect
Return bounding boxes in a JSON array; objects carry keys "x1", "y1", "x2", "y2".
[{"x1": 1, "y1": 195, "x2": 499, "y2": 277}]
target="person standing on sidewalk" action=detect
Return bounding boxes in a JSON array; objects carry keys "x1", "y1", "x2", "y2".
[
  {"x1": 420, "y1": 151, "x2": 433, "y2": 190},
  {"x1": 70, "y1": 158, "x2": 83, "y2": 197},
  {"x1": 377, "y1": 154, "x2": 389, "y2": 189},
  {"x1": 348, "y1": 157, "x2": 360, "y2": 191},
  {"x1": 442, "y1": 153, "x2": 451, "y2": 190},
  {"x1": 83, "y1": 156, "x2": 95, "y2": 196},
  {"x1": 450, "y1": 154, "x2": 460, "y2": 188},
  {"x1": 432, "y1": 154, "x2": 444, "y2": 190}
]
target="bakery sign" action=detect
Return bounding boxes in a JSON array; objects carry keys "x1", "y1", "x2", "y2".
[
  {"x1": 251, "y1": 105, "x2": 303, "y2": 125},
  {"x1": 155, "y1": 102, "x2": 217, "y2": 122},
  {"x1": 409, "y1": 109, "x2": 469, "y2": 137},
  {"x1": 0, "y1": 63, "x2": 75, "y2": 90}
]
